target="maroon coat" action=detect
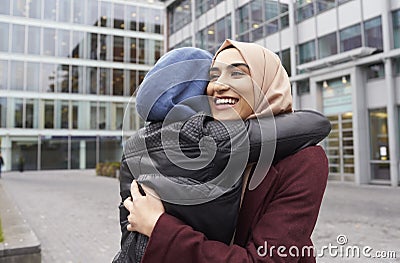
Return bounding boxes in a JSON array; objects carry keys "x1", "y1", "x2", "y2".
[{"x1": 141, "y1": 146, "x2": 328, "y2": 262}]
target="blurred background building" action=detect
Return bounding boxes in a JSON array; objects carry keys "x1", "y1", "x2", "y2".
[
  {"x1": 0, "y1": 0, "x2": 164, "y2": 170},
  {"x1": 1, "y1": 0, "x2": 399, "y2": 187}
]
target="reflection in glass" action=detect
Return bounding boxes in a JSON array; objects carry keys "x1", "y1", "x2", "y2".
[
  {"x1": 99, "y1": 68, "x2": 110, "y2": 95},
  {"x1": 58, "y1": 29, "x2": 71, "y2": 57},
  {"x1": 43, "y1": 0, "x2": 57, "y2": 21},
  {"x1": 0, "y1": 0, "x2": 10, "y2": 15},
  {"x1": 236, "y1": 4, "x2": 250, "y2": 35},
  {"x1": 113, "y1": 36, "x2": 124, "y2": 62},
  {"x1": 85, "y1": 137, "x2": 97, "y2": 168},
  {"x1": 28, "y1": 0, "x2": 41, "y2": 19},
  {"x1": 88, "y1": 33, "x2": 98, "y2": 60},
  {"x1": 100, "y1": 34, "x2": 110, "y2": 61},
  {"x1": 340, "y1": 24, "x2": 362, "y2": 52},
  {"x1": 72, "y1": 102, "x2": 78, "y2": 129},
  {"x1": 318, "y1": 32, "x2": 337, "y2": 59},
  {"x1": 364, "y1": 16, "x2": 383, "y2": 50},
  {"x1": 0, "y1": 23, "x2": 9, "y2": 52},
  {"x1": 128, "y1": 5, "x2": 137, "y2": 31},
  {"x1": 0, "y1": 97, "x2": 6, "y2": 128},
  {"x1": 57, "y1": 64, "x2": 70, "y2": 93},
  {"x1": 28, "y1": 26, "x2": 40, "y2": 54},
  {"x1": 0, "y1": 60, "x2": 8, "y2": 90},
  {"x1": 207, "y1": 25, "x2": 215, "y2": 53},
  {"x1": 26, "y1": 62, "x2": 40, "y2": 91},
  {"x1": 60, "y1": 101, "x2": 69, "y2": 129},
  {"x1": 299, "y1": 40, "x2": 316, "y2": 64},
  {"x1": 113, "y1": 103, "x2": 124, "y2": 130},
  {"x1": 44, "y1": 100, "x2": 54, "y2": 129},
  {"x1": 112, "y1": 69, "x2": 124, "y2": 96},
  {"x1": 71, "y1": 138, "x2": 80, "y2": 168},
  {"x1": 297, "y1": 1, "x2": 314, "y2": 22},
  {"x1": 366, "y1": 63, "x2": 385, "y2": 80},
  {"x1": 43, "y1": 28, "x2": 56, "y2": 56},
  {"x1": 99, "y1": 102, "x2": 107, "y2": 130},
  {"x1": 73, "y1": 0, "x2": 85, "y2": 24},
  {"x1": 100, "y1": 1, "x2": 112, "y2": 27},
  {"x1": 99, "y1": 137, "x2": 122, "y2": 163},
  {"x1": 12, "y1": 140, "x2": 38, "y2": 171},
  {"x1": 41, "y1": 137, "x2": 68, "y2": 169},
  {"x1": 393, "y1": 10, "x2": 400, "y2": 49},
  {"x1": 10, "y1": 61, "x2": 24, "y2": 91},
  {"x1": 88, "y1": 67, "x2": 97, "y2": 94},
  {"x1": 281, "y1": 49, "x2": 291, "y2": 77},
  {"x1": 59, "y1": 0, "x2": 71, "y2": 23},
  {"x1": 41, "y1": 63, "x2": 56, "y2": 92},
  {"x1": 129, "y1": 70, "x2": 137, "y2": 95},
  {"x1": 90, "y1": 102, "x2": 97, "y2": 129},
  {"x1": 316, "y1": 0, "x2": 335, "y2": 13},
  {"x1": 114, "y1": 3, "x2": 125, "y2": 30},
  {"x1": 72, "y1": 31, "x2": 84, "y2": 58},
  {"x1": 25, "y1": 99, "x2": 38, "y2": 128},
  {"x1": 138, "y1": 39, "x2": 145, "y2": 64},
  {"x1": 87, "y1": 0, "x2": 99, "y2": 26},
  {"x1": 12, "y1": 24, "x2": 25, "y2": 53},
  {"x1": 130, "y1": 38, "x2": 137, "y2": 63},
  {"x1": 71, "y1": 66, "x2": 83, "y2": 93},
  {"x1": 14, "y1": 98, "x2": 23, "y2": 128},
  {"x1": 155, "y1": 40, "x2": 163, "y2": 62}
]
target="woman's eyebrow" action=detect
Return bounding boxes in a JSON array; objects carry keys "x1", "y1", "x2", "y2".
[{"x1": 228, "y1": 63, "x2": 250, "y2": 70}]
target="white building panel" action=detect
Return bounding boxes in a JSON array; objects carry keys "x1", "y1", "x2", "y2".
[
  {"x1": 265, "y1": 33, "x2": 280, "y2": 51},
  {"x1": 338, "y1": 0, "x2": 361, "y2": 29},
  {"x1": 366, "y1": 80, "x2": 388, "y2": 108},
  {"x1": 392, "y1": 0, "x2": 400, "y2": 10},
  {"x1": 198, "y1": 14, "x2": 207, "y2": 29},
  {"x1": 316, "y1": 9, "x2": 337, "y2": 37},
  {"x1": 297, "y1": 18, "x2": 316, "y2": 43},
  {"x1": 362, "y1": 0, "x2": 385, "y2": 21}
]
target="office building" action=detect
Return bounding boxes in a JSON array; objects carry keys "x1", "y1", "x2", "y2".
[
  {"x1": 0, "y1": 0, "x2": 165, "y2": 170},
  {"x1": 165, "y1": 0, "x2": 400, "y2": 186}
]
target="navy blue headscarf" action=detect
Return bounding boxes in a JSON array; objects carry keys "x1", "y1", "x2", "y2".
[{"x1": 135, "y1": 47, "x2": 213, "y2": 122}]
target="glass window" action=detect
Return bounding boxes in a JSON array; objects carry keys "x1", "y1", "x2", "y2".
[
  {"x1": 87, "y1": 67, "x2": 97, "y2": 94},
  {"x1": 41, "y1": 63, "x2": 56, "y2": 92},
  {"x1": 90, "y1": 102, "x2": 97, "y2": 129},
  {"x1": 393, "y1": 10, "x2": 400, "y2": 49},
  {"x1": 86, "y1": 0, "x2": 99, "y2": 26},
  {"x1": 0, "y1": 60, "x2": 8, "y2": 90},
  {"x1": 297, "y1": 79, "x2": 310, "y2": 95},
  {"x1": 73, "y1": 0, "x2": 85, "y2": 24},
  {"x1": 85, "y1": 137, "x2": 97, "y2": 168},
  {"x1": 251, "y1": 0, "x2": 263, "y2": 41},
  {"x1": 58, "y1": 0, "x2": 71, "y2": 23},
  {"x1": 296, "y1": 0, "x2": 314, "y2": 22},
  {"x1": 340, "y1": 24, "x2": 362, "y2": 52},
  {"x1": 138, "y1": 38, "x2": 145, "y2": 64},
  {"x1": 88, "y1": 33, "x2": 98, "y2": 60},
  {"x1": 59, "y1": 100, "x2": 69, "y2": 129},
  {"x1": 316, "y1": 0, "x2": 335, "y2": 13},
  {"x1": 112, "y1": 69, "x2": 124, "y2": 96},
  {"x1": 28, "y1": 0, "x2": 41, "y2": 19},
  {"x1": 207, "y1": 24, "x2": 216, "y2": 53},
  {"x1": 100, "y1": 1, "x2": 112, "y2": 27},
  {"x1": 265, "y1": 19, "x2": 278, "y2": 36},
  {"x1": 129, "y1": 70, "x2": 137, "y2": 96},
  {"x1": 12, "y1": 140, "x2": 38, "y2": 171},
  {"x1": 72, "y1": 31, "x2": 85, "y2": 58},
  {"x1": 155, "y1": 40, "x2": 163, "y2": 62},
  {"x1": 43, "y1": 0, "x2": 57, "y2": 21},
  {"x1": 364, "y1": 16, "x2": 383, "y2": 50},
  {"x1": 26, "y1": 62, "x2": 40, "y2": 91},
  {"x1": 236, "y1": 4, "x2": 250, "y2": 35},
  {"x1": 57, "y1": 29, "x2": 71, "y2": 57},
  {"x1": 114, "y1": 3, "x2": 125, "y2": 30},
  {"x1": 366, "y1": 63, "x2": 384, "y2": 80},
  {"x1": 113, "y1": 36, "x2": 124, "y2": 62},
  {"x1": 394, "y1": 57, "x2": 400, "y2": 76},
  {"x1": 25, "y1": 99, "x2": 38, "y2": 128},
  {"x1": 130, "y1": 38, "x2": 137, "y2": 63},
  {"x1": 71, "y1": 66, "x2": 83, "y2": 93},
  {"x1": 265, "y1": 1, "x2": 279, "y2": 20},
  {"x1": 99, "y1": 137, "x2": 122, "y2": 163},
  {"x1": 70, "y1": 137, "x2": 80, "y2": 168},
  {"x1": 12, "y1": 24, "x2": 25, "y2": 53},
  {"x1": 318, "y1": 32, "x2": 337, "y2": 59},
  {"x1": 0, "y1": 23, "x2": 9, "y2": 52},
  {"x1": 72, "y1": 102, "x2": 78, "y2": 129},
  {"x1": 281, "y1": 48, "x2": 291, "y2": 77},
  {"x1": 41, "y1": 136, "x2": 68, "y2": 169},
  {"x1": 99, "y1": 34, "x2": 110, "y2": 61},
  {"x1": 0, "y1": 0, "x2": 10, "y2": 15},
  {"x1": 44, "y1": 100, "x2": 54, "y2": 129},
  {"x1": 168, "y1": 0, "x2": 192, "y2": 34},
  {"x1": 138, "y1": 8, "x2": 147, "y2": 32},
  {"x1": 369, "y1": 109, "x2": 390, "y2": 180},
  {"x1": 14, "y1": 98, "x2": 23, "y2": 128},
  {"x1": 0, "y1": 97, "x2": 7, "y2": 128},
  {"x1": 195, "y1": 0, "x2": 206, "y2": 17},
  {"x1": 10, "y1": 61, "x2": 24, "y2": 91},
  {"x1": 99, "y1": 68, "x2": 111, "y2": 95},
  {"x1": 13, "y1": 0, "x2": 28, "y2": 17},
  {"x1": 99, "y1": 102, "x2": 107, "y2": 130},
  {"x1": 127, "y1": 5, "x2": 137, "y2": 31},
  {"x1": 43, "y1": 28, "x2": 56, "y2": 56},
  {"x1": 57, "y1": 64, "x2": 70, "y2": 93},
  {"x1": 27, "y1": 26, "x2": 40, "y2": 54},
  {"x1": 154, "y1": 9, "x2": 163, "y2": 34},
  {"x1": 112, "y1": 103, "x2": 125, "y2": 130},
  {"x1": 298, "y1": 40, "x2": 316, "y2": 64}
]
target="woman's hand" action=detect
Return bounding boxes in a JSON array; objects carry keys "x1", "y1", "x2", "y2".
[{"x1": 123, "y1": 180, "x2": 165, "y2": 237}]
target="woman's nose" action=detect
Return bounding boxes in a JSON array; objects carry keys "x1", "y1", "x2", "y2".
[{"x1": 213, "y1": 81, "x2": 230, "y2": 94}]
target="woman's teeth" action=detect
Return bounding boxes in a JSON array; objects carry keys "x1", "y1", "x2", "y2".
[{"x1": 215, "y1": 98, "x2": 238, "y2": 105}]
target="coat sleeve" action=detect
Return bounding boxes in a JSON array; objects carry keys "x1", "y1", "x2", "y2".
[{"x1": 141, "y1": 146, "x2": 328, "y2": 263}]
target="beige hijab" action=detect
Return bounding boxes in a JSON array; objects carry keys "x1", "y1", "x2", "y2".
[{"x1": 213, "y1": 39, "x2": 293, "y2": 118}]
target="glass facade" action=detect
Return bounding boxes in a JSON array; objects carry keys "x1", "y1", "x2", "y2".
[
  {"x1": 236, "y1": 0, "x2": 289, "y2": 42},
  {"x1": 318, "y1": 32, "x2": 337, "y2": 59},
  {"x1": 393, "y1": 9, "x2": 400, "y2": 49},
  {"x1": 298, "y1": 40, "x2": 316, "y2": 64},
  {"x1": 366, "y1": 63, "x2": 385, "y2": 80},
  {"x1": 0, "y1": 0, "x2": 164, "y2": 171},
  {"x1": 168, "y1": 0, "x2": 191, "y2": 34},
  {"x1": 195, "y1": 15, "x2": 231, "y2": 53},
  {"x1": 364, "y1": 16, "x2": 383, "y2": 50},
  {"x1": 296, "y1": 0, "x2": 354, "y2": 23},
  {"x1": 340, "y1": 24, "x2": 362, "y2": 52}
]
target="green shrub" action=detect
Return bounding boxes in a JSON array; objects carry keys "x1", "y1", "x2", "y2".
[
  {"x1": 0, "y1": 218, "x2": 4, "y2": 243},
  {"x1": 96, "y1": 162, "x2": 121, "y2": 178}
]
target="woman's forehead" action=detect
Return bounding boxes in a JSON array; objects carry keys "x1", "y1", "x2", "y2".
[{"x1": 214, "y1": 48, "x2": 245, "y2": 64}]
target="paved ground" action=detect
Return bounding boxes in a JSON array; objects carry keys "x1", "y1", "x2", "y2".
[{"x1": 0, "y1": 170, "x2": 399, "y2": 263}]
